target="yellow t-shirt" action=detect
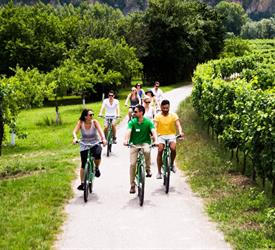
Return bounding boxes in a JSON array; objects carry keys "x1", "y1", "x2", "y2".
[{"x1": 154, "y1": 112, "x2": 179, "y2": 135}]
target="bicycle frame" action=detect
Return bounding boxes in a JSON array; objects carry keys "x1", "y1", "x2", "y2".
[
  {"x1": 159, "y1": 135, "x2": 181, "y2": 193},
  {"x1": 162, "y1": 139, "x2": 171, "y2": 193},
  {"x1": 79, "y1": 141, "x2": 101, "y2": 202},
  {"x1": 100, "y1": 115, "x2": 116, "y2": 157},
  {"x1": 126, "y1": 144, "x2": 154, "y2": 206}
]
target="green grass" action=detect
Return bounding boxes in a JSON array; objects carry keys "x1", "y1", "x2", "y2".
[{"x1": 177, "y1": 98, "x2": 275, "y2": 249}]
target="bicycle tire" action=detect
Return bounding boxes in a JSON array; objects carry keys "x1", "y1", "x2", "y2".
[
  {"x1": 138, "y1": 164, "x2": 145, "y2": 206},
  {"x1": 106, "y1": 127, "x2": 112, "y2": 157},
  {"x1": 164, "y1": 155, "x2": 171, "y2": 194},
  {"x1": 83, "y1": 164, "x2": 90, "y2": 202}
]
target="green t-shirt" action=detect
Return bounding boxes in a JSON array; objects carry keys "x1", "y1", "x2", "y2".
[{"x1": 128, "y1": 117, "x2": 154, "y2": 145}]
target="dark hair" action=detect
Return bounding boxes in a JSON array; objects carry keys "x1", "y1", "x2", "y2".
[
  {"x1": 109, "y1": 90, "x2": 115, "y2": 95},
  {"x1": 154, "y1": 81, "x2": 160, "y2": 86},
  {"x1": 161, "y1": 99, "x2": 170, "y2": 106},
  {"x1": 135, "y1": 83, "x2": 142, "y2": 88},
  {"x1": 145, "y1": 90, "x2": 154, "y2": 97},
  {"x1": 79, "y1": 109, "x2": 93, "y2": 121},
  {"x1": 135, "y1": 104, "x2": 145, "y2": 115}
]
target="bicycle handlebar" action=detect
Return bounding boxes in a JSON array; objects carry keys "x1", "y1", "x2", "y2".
[
  {"x1": 76, "y1": 140, "x2": 103, "y2": 147},
  {"x1": 98, "y1": 115, "x2": 120, "y2": 119},
  {"x1": 158, "y1": 134, "x2": 182, "y2": 140},
  {"x1": 125, "y1": 144, "x2": 156, "y2": 149}
]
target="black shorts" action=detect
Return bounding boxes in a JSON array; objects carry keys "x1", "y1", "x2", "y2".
[{"x1": 80, "y1": 145, "x2": 102, "y2": 169}]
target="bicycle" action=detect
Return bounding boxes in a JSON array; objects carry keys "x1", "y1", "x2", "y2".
[
  {"x1": 78, "y1": 141, "x2": 102, "y2": 202},
  {"x1": 125, "y1": 144, "x2": 155, "y2": 206},
  {"x1": 99, "y1": 115, "x2": 118, "y2": 157},
  {"x1": 160, "y1": 135, "x2": 181, "y2": 193}
]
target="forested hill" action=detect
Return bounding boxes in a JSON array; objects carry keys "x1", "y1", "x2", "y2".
[
  {"x1": 0, "y1": 0, "x2": 274, "y2": 18},
  {"x1": 201, "y1": 0, "x2": 275, "y2": 19}
]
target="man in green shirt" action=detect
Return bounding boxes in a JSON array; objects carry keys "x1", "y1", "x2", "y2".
[{"x1": 124, "y1": 105, "x2": 158, "y2": 194}]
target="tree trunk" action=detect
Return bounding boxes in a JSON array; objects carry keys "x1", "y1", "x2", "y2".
[
  {"x1": 242, "y1": 152, "x2": 246, "y2": 175},
  {"x1": 0, "y1": 118, "x2": 3, "y2": 156},
  {"x1": 272, "y1": 175, "x2": 275, "y2": 195},
  {"x1": 55, "y1": 96, "x2": 60, "y2": 125},
  {"x1": 236, "y1": 147, "x2": 239, "y2": 164},
  {"x1": 11, "y1": 131, "x2": 15, "y2": 146}
]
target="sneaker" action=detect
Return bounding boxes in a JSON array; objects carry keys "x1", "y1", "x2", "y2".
[
  {"x1": 113, "y1": 137, "x2": 117, "y2": 144},
  {"x1": 156, "y1": 173, "x2": 162, "y2": 179},
  {"x1": 95, "y1": 167, "x2": 101, "y2": 177},
  {"x1": 171, "y1": 165, "x2": 177, "y2": 173},
  {"x1": 129, "y1": 185, "x2": 136, "y2": 194},
  {"x1": 146, "y1": 169, "x2": 152, "y2": 177},
  {"x1": 77, "y1": 183, "x2": 84, "y2": 190}
]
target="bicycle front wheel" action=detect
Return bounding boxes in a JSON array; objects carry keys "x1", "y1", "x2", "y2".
[
  {"x1": 83, "y1": 164, "x2": 90, "y2": 202},
  {"x1": 138, "y1": 164, "x2": 145, "y2": 206},
  {"x1": 164, "y1": 155, "x2": 171, "y2": 194}
]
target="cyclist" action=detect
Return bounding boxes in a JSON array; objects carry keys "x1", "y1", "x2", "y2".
[
  {"x1": 145, "y1": 90, "x2": 158, "y2": 112},
  {"x1": 154, "y1": 99, "x2": 184, "y2": 179},
  {"x1": 151, "y1": 81, "x2": 164, "y2": 112},
  {"x1": 143, "y1": 95, "x2": 155, "y2": 121},
  {"x1": 99, "y1": 90, "x2": 120, "y2": 144},
  {"x1": 73, "y1": 109, "x2": 107, "y2": 190},
  {"x1": 125, "y1": 87, "x2": 141, "y2": 121},
  {"x1": 123, "y1": 105, "x2": 158, "y2": 194},
  {"x1": 136, "y1": 83, "x2": 146, "y2": 103}
]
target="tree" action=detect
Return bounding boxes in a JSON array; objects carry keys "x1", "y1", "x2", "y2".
[
  {"x1": 0, "y1": 3, "x2": 67, "y2": 76},
  {"x1": 129, "y1": 0, "x2": 224, "y2": 84},
  {"x1": 0, "y1": 67, "x2": 49, "y2": 155},
  {"x1": 71, "y1": 37, "x2": 143, "y2": 86},
  {"x1": 241, "y1": 17, "x2": 275, "y2": 39},
  {"x1": 215, "y1": 1, "x2": 248, "y2": 35}
]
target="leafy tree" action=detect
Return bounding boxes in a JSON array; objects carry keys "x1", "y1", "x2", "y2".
[
  {"x1": 220, "y1": 38, "x2": 251, "y2": 58},
  {"x1": 71, "y1": 37, "x2": 142, "y2": 86},
  {"x1": 0, "y1": 67, "x2": 49, "y2": 155},
  {"x1": 131, "y1": 0, "x2": 224, "y2": 84},
  {"x1": 215, "y1": 1, "x2": 248, "y2": 35},
  {"x1": 0, "y1": 3, "x2": 67, "y2": 76},
  {"x1": 241, "y1": 18, "x2": 275, "y2": 39}
]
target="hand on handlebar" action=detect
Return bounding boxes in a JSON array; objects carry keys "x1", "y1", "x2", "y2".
[{"x1": 102, "y1": 139, "x2": 107, "y2": 146}]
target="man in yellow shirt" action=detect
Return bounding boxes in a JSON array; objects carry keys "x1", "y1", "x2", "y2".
[{"x1": 154, "y1": 99, "x2": 184, "y2": 179}]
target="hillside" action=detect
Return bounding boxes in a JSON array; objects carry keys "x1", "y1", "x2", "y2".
[
  {"x1": 201, "y1": 0, "x2": 275, "y2": 19},
  {"x1": 0, "y1": 0, "x2": 274, "y2": 18}
]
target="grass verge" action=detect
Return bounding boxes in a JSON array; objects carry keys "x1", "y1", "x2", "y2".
[{"x1": 177, "y1": 97, "x2": 275, "y2": 249}]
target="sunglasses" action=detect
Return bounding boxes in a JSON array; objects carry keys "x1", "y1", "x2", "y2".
[
  {"x1": 134, "y1": 110, "x2": 139, "y2": 113},
  {"x1": 145, "y1": 101, "x2": 151, "y2": 104},
  {"x1": 88, "y1": 113, "x2": 94, "y2": 116},
  {"x1": 109, "y1": 94, "x2": 114, "y2": 97}
]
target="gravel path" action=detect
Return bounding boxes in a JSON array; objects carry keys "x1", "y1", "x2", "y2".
[{"x1": 55, "y1": 84, "x2": 231, "y2": 250}]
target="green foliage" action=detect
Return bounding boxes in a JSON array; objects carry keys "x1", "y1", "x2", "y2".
[
  {"x1": 220, "y1": 38, "x2": 251, "y2": 58},
  {"x1": 192, "y1": 40, "x2": 275, "y2": 192},
  {"x1": 177, "y1": 98, "x2": 275, "y2": 249},
  {"x1": 125, "y1": 0, "x2": 225, "y2": 84},
  {"x1": 241, "y1": 17, "x2": 275, "y2": 39},
  {"x1": 215, "y1": 1, "x2": 248, "y2": 35},
  {"x1": 71, "y1": 37, "x2": 142, "y2": 85}
]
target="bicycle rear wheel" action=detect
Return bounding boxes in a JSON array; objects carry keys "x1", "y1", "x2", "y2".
[
  {"x1": 83, "y1": 164, "x2": 90, "y2": 202},
  {"x1": 138, "y1": 164, "x2": 145, "y2": 206},
  {"x1": 164, "y1": 156, "x2": 171, "y2": 194}
]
